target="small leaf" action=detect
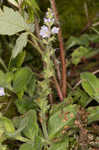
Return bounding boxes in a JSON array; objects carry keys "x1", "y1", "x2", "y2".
[
  {"x1": 12, "y1": 32, "x2": 28, "y2": 58},
  {"x1": 81, "y1": 72, "x2": 99, "y2": 103},
  {"x1": 0, "y1": 6, "x2": 29, "y2": 35}
]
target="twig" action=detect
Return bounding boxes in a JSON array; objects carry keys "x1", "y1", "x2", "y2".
[
  {"x1": 50, "y1": 0, "x2": 67, "y2": 98},
  {"x1": 73, "y1": 69, "x2": 99, "y2": 90},
  {"x1": 73, "y1": 80, "x2": 82, "y2": 90}
]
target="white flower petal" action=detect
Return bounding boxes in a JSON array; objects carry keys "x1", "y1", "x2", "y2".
[
  {"x1": 51, "y1": 27, "x2": 59, "y2": 34},
  {"x1": 0, "y1": 87, "x2": 5, "y2": 96}
]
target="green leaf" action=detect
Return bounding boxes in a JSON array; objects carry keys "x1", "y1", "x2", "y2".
[
  {"x1": 71, "y1": 88, "x2": 92, "y2": 107},
  {"x1": 48, "y1": 105, "x2": 77, "y2": 139},
  {"x1": 87, "y1": 106, "x2": 99, "y2": 124},
  {"x1": 48, "y1": 137, "x2": 69, "y2": 150},
  {"x1": 19, "y1": 143, "x2": 34, "y2": 150},
  {"x1": 0, "y1": 71, "x2": 13, "y2": 90},
  {"x1": 12, "y1": 32, "x2": 28, "y2": 58},
  {"x1": 9, "y1": 51, "x2": 26, "y2": 69},
  {"x1": 81, "y1": 72, "x2": 99, "y2": 103},
  {"x1": 66, "y1": 34, "x2": 89, "y2": 50},
  {"x1": 71, "y1": 46, "x2": 89, "y2": 65},
  {"x1": 0, "y1": 6, "x2": 29, "y2": 35},
  {"x1": 15, "y1": 97, "x2": 36, "y2": 114},
  {"x1": 13, "y1": 67, "x2": 33, "y2": 94},
  {"x1": 22, "y1": 110, "x2": 38, "y2": 140},
  {"x1": 0, "y1": 116, "x2": 15, "y2": 134},
  {"x1": 27, "y1": 75, "x2": 36, "y2": 97}
]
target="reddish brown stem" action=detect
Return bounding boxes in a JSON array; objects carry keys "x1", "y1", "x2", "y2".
[
  {"x1": 53, "y1": 76, "x2": 64, "y2": 101},
  {"x1": 50, "y1": 0, "x2": 67, "y2": 98}
]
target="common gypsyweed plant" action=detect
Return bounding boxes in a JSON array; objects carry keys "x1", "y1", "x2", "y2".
[{"x1": 0, "y1": 1, "x2": 99, "y2": 150}]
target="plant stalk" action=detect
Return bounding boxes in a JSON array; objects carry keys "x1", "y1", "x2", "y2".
[{"x1": 50, "y1": 0, "x2": 67, "y2": 98}]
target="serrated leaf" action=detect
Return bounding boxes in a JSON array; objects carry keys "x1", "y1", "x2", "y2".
[
  {"x1": 12, "y1": 32, "x2": 28, "y2": 58},
  {"x1": 48, "y1": 105, "x2": 77, "y2": 139},
  {"x1": 0, "y1": 6, "x2": 29, "y2": 35},
  {"x1": 13, "y1": 67, "x2": 33, "y2": 94},
  {"x1": 81, "y1": 72, "x2": 99, "y2": 103},
  {"x1": 87, "y1": 106, "x2": 99, "y2": 124}
]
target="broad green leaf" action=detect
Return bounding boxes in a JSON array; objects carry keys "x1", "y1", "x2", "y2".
[
  {"x1": 12, "y1": 32, "x2": 28, "y2": 58},
  {"x1": 87, "y1": 106, "x2": 99, "y2": 124},
  {"x1": 81, "y1": 72, "x2": 99, "y2": 103},
  {"x1": 0, "y1": 6, "x2": 29, "y2": 35},
  {"x1": 48, "y1": 105, "x2": 77, "y2": 139},
  {"x1": 13, "y1": 67, "x2": 33, "y2": 93},
  {"x1": 22, "y1": 110, "x2": 38, "y2": 140},
  {"x1": 48, "y1": 137, "x2": 69, "y2": 150},
  {"x1": 71, "y1": 46, "x2": 89, "y2": 65}
]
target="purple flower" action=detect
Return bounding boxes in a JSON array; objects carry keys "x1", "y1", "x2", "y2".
[
  {"x1": 40, "y1": 25, "x2": 50, "y2": 38},
  {"x1": 44, "y1": 18, "x2": 54, "y2": 24},
  {"x1": 51, "y1": 27, "x2": 59, "y2": 34},
  {"x1": 0, "y1": 87, "x2": 5, "y2": 96}
]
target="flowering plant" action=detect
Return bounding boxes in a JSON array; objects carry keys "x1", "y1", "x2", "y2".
[{"x1": 0, "y1": 0, "x2": 98, "y2": 150}]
